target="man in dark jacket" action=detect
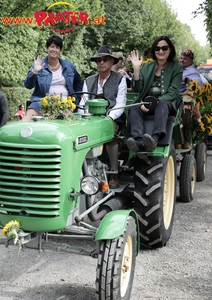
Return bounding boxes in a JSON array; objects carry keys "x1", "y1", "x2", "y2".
[{"x1": 80, "y1": 45, "x2": 127, "y2": 189}]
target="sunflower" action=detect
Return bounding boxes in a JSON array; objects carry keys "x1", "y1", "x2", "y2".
[
  {"x1": 2, "y1": 220, "x2": 22, "y2": 252},
  {"x1": 142, "y1": 58, "x2": 153, "y2": 64},
  {"x1": 186, "y1": 80, "x2": 212, "y2": 142}
]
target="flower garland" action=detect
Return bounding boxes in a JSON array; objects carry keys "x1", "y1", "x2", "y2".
[
  {"x1": 2, "y1": 220, "x2": 22, "y2": 253},
  {"x1": 186, "y1": 80, "x2": 212, "y2": 142},
  {"x1": 142, "y1": 58, "x2": 153, "y2": 64},
  {"x1": 40, "y1": 94, "x2": 76, "y2": 120}
]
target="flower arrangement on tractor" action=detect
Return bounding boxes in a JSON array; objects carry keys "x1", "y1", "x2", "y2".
[
  {"x1": 187, "y1": 80, "x2": 212, "y2": 142},
  {"x1": 40, "y1": 94, "x2": 76, "y2": 120}
]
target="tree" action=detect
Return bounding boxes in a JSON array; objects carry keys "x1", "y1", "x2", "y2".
[
  {"x1": 0, "y1": 0, "x2": 210, "y2": 86},
  {"x1": 193, "y1": 0, "x2": 212, "y2": 46}
]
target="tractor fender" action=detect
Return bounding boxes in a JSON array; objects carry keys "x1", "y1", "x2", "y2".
[{"x1": 95, "y1": 209, "x2": 140, "y2": 253}]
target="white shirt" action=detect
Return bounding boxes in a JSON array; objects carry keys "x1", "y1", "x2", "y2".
[
  {"x1": 199, "y1": 73, "x2": 208, "y2": 84},
  {"x1": 80, "y1": 74, "x2": 127, "y2": 120},
  {"x1": 49, "y1": 66, "x2": 68, "y2": 98}
]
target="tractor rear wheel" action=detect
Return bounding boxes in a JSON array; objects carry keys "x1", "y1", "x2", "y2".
[
  {"x1": 96, "y1": 216, "x2": 137, "y2": 300},
  {"x1": 133, "y1": 142, "x2": 176, "y2": 248},
  {"x1": 179, "y1": 154, "x2": 196, "y2": 202},
  {"x1": 195, "y1": 142, "x2": 207, "y2": 182}
]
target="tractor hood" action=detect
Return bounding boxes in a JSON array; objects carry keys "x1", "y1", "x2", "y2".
[
  {"x1": 0, "y1": 115, "x2": 114, "y2": 232},
  {"x1": 0, "y1": 115, "x2": 114, "y2": 150}
]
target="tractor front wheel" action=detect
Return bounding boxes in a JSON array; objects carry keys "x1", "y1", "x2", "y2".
[{"x1": 96, "y1": 216, "x2": 137, "y2": 300}]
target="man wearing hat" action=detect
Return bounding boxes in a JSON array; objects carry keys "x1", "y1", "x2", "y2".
[{"x1": 80, "y1": 45, "x2": 127, "y2": 189}]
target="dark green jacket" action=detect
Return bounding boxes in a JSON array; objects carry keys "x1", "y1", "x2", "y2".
[{"x1": 132, "y1": 60, "x2": 183, "y2": 110}]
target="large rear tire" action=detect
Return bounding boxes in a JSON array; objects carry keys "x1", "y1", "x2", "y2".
[
  {"x1": 179, "y1": 154, "x2": 196, "y2": 202},
  {"x1": 195, "y1": 142, "x2": 207, "y2": 182},
  {"x1": 96, "y1": 216, "x2": 137, "y2": 300},
  {"x1": 133, "y1": 142, "x2": 176, "y2": 248}
]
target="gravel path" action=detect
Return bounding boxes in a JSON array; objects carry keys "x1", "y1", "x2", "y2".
[{"x1": 0, "y1": 151, "x2": 212, "y2": 300}]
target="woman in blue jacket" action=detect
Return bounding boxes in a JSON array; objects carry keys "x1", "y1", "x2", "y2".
[{"x1": 23, "y1": 34, "x2": 82, "y2": 121}]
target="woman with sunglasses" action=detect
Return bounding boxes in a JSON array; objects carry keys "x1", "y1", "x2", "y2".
[{"x1": 126, "y1": 35, "x2": 183, "y2": 153}]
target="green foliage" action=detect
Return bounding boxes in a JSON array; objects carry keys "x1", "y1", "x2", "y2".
[
  {"x1": 2, "y1": 87, "x2": 32, "y2": 120},
  {"x1": 193, "y1": 1, "x2": 211, "y2": 45},
  {"x1": 0, "y1": 24, "x2": 40, "y2": 85},
  {"x1": 0, "y1": 0, "x2": 211, "y2": 88}
]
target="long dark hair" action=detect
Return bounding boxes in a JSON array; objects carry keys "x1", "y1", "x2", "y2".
[{"x1": 151, "y1": 35, "x2": 176, "y2": 61}]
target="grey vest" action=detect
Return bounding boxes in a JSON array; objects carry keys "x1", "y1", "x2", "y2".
[{"x1": 85, "y1": 71, "x2": 123, "y2": 109}]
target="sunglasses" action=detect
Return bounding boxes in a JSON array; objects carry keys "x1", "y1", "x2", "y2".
[
  {"x1": 96, "y1": 57, "x2": 110, "y2": 63},
  {"x1": 155, "y1": 45, "x2": 169, "y2": 52}
]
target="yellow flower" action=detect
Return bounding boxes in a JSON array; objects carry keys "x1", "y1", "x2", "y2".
[
  {"x1": 199, "y1": 121, "x2": 205, "y2": 132},
  {"x1": 187, "y1": 80, "x2": 212, "y2": 142},
  {"x1": 189, "y1": 80, "x2": 200, "y2": 93},
  {"x1": 68, "y1": 96, "x2": 75, "y2": 102},
  {"x1": 72, "y1": 103, "x2": 76, "y2": 110},
  {"x1": 40, "y1": 94, "x2": 77, "y2": 120},
  {"x1": 2, "y1": 220, "x2": 22, "y2": 253},
  {"x1": 2, "y1": 220, "x2": 20, "y2": 237},
  {"x1": 42, "y1": 99, "x2": 48, "y2": 106},
  {"x1": 142, "y1": 58, "x2": 153, "y2": 64}
]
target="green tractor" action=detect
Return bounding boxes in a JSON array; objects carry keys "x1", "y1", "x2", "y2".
[{"x1": 0, "y1": 92, "x2": 207, "y2": 299}]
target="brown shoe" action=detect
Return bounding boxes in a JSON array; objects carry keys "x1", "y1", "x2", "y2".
[
  {"x1": 109, "y1": 174, "x2": 119, "y2": 189},
  {"x1": 175, "y1": 144, "x2": 182, "y2": 149},
  {"x1": 183, "y1": 142, "x2": 191, "y2": 149}
]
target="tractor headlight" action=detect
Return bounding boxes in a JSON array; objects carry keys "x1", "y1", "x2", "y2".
[{"x1": 81, "y1": 175, "x2": 100, "y2": 195}]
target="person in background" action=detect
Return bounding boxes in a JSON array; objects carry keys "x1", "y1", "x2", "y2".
[
  {"x1": 179, "y1": 50, "x2": 203, "y2": 93},
  {"x1": 15, "y1": 104, "x2": 25, "y2": 120},
  {"x1": 79, "y1": 45, "x2": 127, "y2": 189},
  {"x1": 0, "y1": 81, "x2": 8, "y2": 126},
  {"x1": 126, "y1": 35, "x2": 182, "y2": 153},
  {"x1": 111, "y1": 52, "x2": 124, "y2": 72},
  {"x1": 23, "y1": 34, "x2": 82, "y2": 121},
  {"x1": 119, "y1": 56, "x2": 133, "y2": 91},
  {"x1": 178, "y1": 50, "x2": 204, "y2": 149}
]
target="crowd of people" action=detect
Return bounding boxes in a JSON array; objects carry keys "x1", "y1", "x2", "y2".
[{"x1": 0, "y1": 34, "x2": 208, "y2": 188}]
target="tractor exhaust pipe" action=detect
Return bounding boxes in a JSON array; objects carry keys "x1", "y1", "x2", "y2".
[{"x1": 86, "y1": 195, "x2": 129, "y2": 222}]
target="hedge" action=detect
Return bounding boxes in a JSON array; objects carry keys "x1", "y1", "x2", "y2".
[{"x1": 2, "y1": 87, "x2": 32, "y2": 121}]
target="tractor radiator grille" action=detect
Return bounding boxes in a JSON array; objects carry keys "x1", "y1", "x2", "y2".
[{"x1": 0, "y1": 144, "x2": 61, "y2": 218}]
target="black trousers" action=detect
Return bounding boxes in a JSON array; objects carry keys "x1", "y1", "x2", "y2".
[{"x1": 128, "y1": 100, "x2": 174, "y2": 140}]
